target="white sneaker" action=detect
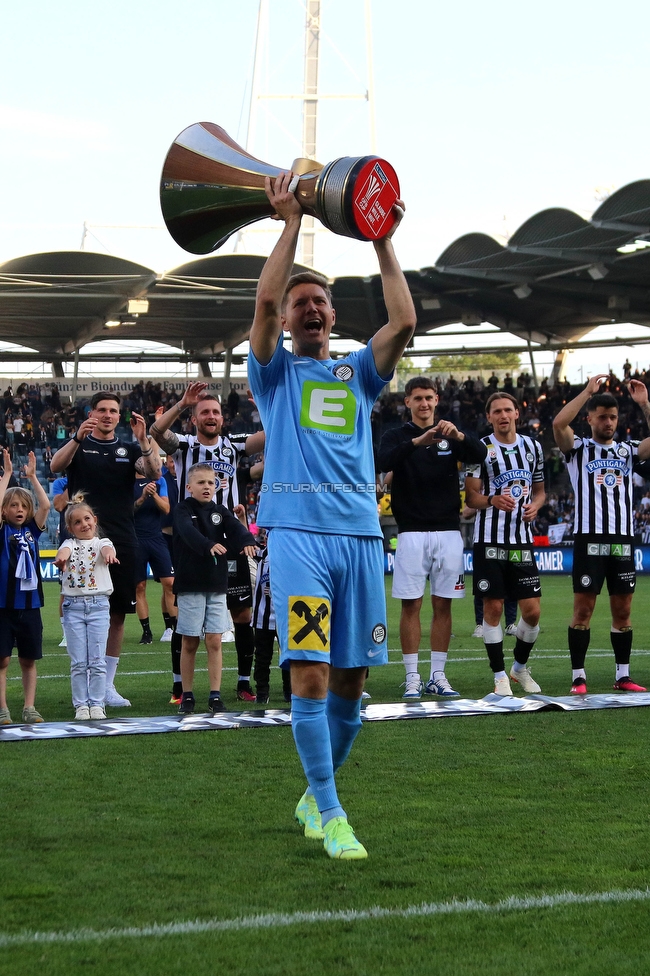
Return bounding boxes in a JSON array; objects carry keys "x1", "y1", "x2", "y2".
[
  {"x1": 505, "y1": 623, "x2": 518, "y2": 637},
  {"x1": 401, "y1": 672, "x2": 423, "y2": 700},
  {"x1": 75, "y1": 705, "x2": 90, "y2": 720},
  {"x1": 89, "y1": 705, "x2": 107, "y2": 720},
  {"x1": 471, "y1": 624, "x2": 484, "y2": 639},
  {"x1": 59, "y1": 635, "x2": 67, "y2": 647},
  {"x1": 424, "y1": 675, "x2": 460, "y2": 698},
  {"x1": 510, "y1": 665, "x2": 541, "y2": 694},
  {"x1": 222, "y1": 630, "x2": 235, "y2": 643},
  {"x1": 361, "y1": 691, "x2": 371, "y2": 700},
  {"x1": 494, "y1": 675, "x2": 513, "y2": 696},
  {"x1": 160, "y1": 628, "x2": 173, "y2": 642},
  {"x1": 105, "y1": 686, "x2": 131, "y2": 707}
]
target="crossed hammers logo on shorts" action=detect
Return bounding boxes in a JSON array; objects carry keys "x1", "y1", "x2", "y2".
[{"x1": 291, "y1": 600, "x2": 329, "y2": 646}]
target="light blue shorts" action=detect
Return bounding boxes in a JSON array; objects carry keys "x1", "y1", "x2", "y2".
[
  {"x1": 267, "y1": 529, "x2": 388, "y2": 669},
  {"x1": 176, "y1": 592, "x2": 228, "y2": 637}
]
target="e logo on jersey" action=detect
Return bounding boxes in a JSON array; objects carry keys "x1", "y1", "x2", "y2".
[
  {"x1": 288, "y1": 596, "x2": 331, "y2": 652},
  {"x1": 301, "y1": 381, "x2": 356, "y2": 435}
]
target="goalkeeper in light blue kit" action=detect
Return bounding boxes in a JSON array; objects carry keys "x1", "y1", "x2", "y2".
[{"x1": 248, "y1": 171, "x2": 416, "y2": 859}]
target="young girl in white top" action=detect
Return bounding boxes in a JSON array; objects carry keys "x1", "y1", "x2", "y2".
[{"x1": 54, "y1": 494, "x2": 118, "y2": 721}]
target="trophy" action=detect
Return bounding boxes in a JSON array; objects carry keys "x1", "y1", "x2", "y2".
[{"x1": 160, "y1": 122, "x2": 401, "y2": 255}]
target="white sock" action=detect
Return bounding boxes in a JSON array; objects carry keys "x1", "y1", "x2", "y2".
[
  {"x1": 105, "y1": 655, "x2": 119, "y2": 686},
  {"x1": 512, "y1": 661, "x2": 527, "y2": 673},
  {"x1": 403, "y1": 653, "x2": 418, "y2": 676},
  {"x1": 494, "y1": 670, "x2": 507, "y2": 681},
  {"x1": 572, "y1": 669, "x2": 586, "y2": 681},
  {"x1": 616, "y1": 664, "x2": 630, "y2": 680},
  {"x1": 173, "y1": 672, "x2": 182, "y2": 683},
  {"x1": 429, "y1": 651, "x2": 447, "y2": 681}
]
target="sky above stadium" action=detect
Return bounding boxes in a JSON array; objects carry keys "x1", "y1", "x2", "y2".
[{"x1": 1, "y1": 0, "x2": 649, "y2": 380}]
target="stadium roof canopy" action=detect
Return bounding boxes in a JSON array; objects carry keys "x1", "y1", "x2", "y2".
[{"x1": 0, "y1": 179, "x2": 649, "y2": 370}]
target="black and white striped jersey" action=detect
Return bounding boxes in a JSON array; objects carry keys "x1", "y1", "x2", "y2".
[
  {"x1": 468, "y1": 434, "x2": 545, "y2": 545},
  {"x1": 564, "y1": 436, "x2": 640, "y2": 537},
  {"x1": 171, "y1": 433, "x2": 248, "y2": 510},
  {"x1": 252, "y1": 547, "x2": 276, "y2": 631}
]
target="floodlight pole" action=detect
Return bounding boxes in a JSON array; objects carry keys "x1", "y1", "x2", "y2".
[
  {"x1": 527, "y1": 337, "x2": 539, "y2": 395},
  {"x1": 300, "y1": 0, "x2": 321, "y2": 268},
  {"x1": 71, "y1": 348, "x2": 80, "y2": 404},
  {"x1": 222, "y1": 347, "x2": 233, "y2": 398}
]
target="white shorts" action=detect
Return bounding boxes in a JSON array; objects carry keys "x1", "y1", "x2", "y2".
[{"x1": 392, "y1": 530, "x2": 465, "y2": 600}]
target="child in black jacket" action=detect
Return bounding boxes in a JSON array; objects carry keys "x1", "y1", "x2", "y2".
[{"x1": 173, "y1": 463, "x2": 256, "y2": 714}]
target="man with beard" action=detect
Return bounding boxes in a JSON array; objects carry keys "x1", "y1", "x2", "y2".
[{"x1": 150, "y1": 386, "x2": 264, "y2": 701}]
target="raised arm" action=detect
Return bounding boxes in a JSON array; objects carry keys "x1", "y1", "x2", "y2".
[
  {"x1": 130, "y1": 412, "x2": 161, "y2": 480},
  {"x1": 249, "y1": 172, "x2": 303, "y2": 366},
  {"x1": 629, "y1": 379, "x2": 650, "y2": 460},
  {"x1": 552, "y1": 374, "x2": 608, "y2": 454},
  {"x1": 23, "y1": 451, "x2": 50, "y2": 529},
  {"x1": 368, "y1": 207, "x2": 417, "y2": 378},
  {"x1": 0, "y1": 449, "x2": 13, "y2": 521},
  {"x1": 51, "y1": 415, "x2": 98, "y2": 473},
  {"x1": 149, "y1": 383, "x2": 208, "y2": 454}
]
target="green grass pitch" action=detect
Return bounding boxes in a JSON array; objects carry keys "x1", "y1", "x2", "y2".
[{"x1": 2, "y1": 575, "x2": 650, "y2": 975}]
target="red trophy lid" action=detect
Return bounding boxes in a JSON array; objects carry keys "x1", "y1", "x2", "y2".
[{"x1": 350, "y1": 158, "x2": 400, "y2": 240}]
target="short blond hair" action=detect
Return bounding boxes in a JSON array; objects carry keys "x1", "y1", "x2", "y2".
[{"x1": 2, "y1": 487, "x2": 35, "y2": 522}]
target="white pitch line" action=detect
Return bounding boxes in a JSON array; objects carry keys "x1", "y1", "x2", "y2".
[
  {"x1": 1, "y1": 887, "x2": 649, "y2": 948},
  {"x1": 21, "y1": 650, "x2": 650, "y2": 683}
]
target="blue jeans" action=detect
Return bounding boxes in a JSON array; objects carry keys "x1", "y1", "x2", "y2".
[{"x1": 62, "y1": 594, "x2": 110, "y2": 707}]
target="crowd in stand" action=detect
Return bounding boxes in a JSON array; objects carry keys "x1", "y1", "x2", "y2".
[{"x1": 3, "y1": 365, "x2": 650, "y2": 550}]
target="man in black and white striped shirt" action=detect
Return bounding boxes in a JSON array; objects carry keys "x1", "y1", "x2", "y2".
[
  {"x1": 150, "y1": 382, "x2": 265, "y2": 700},
  {"x1": 465, "y1": 393, "x2": 545, "y2": 697},
  {"x1": 553, "y1": 374, "x2": 650, "y2": 694}
]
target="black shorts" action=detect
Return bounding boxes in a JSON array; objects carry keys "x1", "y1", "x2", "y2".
[
  {"x1": 572, "y1": 536, "x2": 636, "y2": 595},
  {"x1": 109, "y1": 544, "x2": 138, "y2": 615},
  {"x1": 0, "y1": 608, "x2": 43, "y2": 660},
  {"x1": 135, "y1": 536, "x2": 174, "y2": 583},
  {"x1": 472, "y1": 543, "x2": 541, "y2": 602},
  {"x1": 226, "y1": 553, "x2": 253, "y2": 611}
]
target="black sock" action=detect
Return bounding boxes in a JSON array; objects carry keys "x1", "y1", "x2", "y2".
[
  {"x1": 140, "y1": 616, "x2": 151, "y2": 633},
  {"x1": 610, "y1": 629, "x2": 632, "y2": 665},
  {"x1": 234, "y1": 622, "x2": 255, "y2": 678},
  {"x1": 513, "y1": 639, "x2": 535, "y2": 665},
  {"x1": 485, "y1": 641, "x2": 505, "y2": 673},
  {"x1": 171, "y1": 630, "x2": 182, "y2": 677},
  {"x1": 568, "y1": 627, "x2": 590, "y2": 669},
  {"x1": 182, "y1": 690, "x2": 194, "y2": 700},
  {"x1": 163, "y1": 612, "x2": 173, "y2": 629},
  {"x1": 209, "y1": 690, "x2": 221, "y2": 700}
]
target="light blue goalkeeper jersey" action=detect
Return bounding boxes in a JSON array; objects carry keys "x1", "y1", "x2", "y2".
[{"x1": 248, "y1": 338, "x2": 389, "y2": 537}]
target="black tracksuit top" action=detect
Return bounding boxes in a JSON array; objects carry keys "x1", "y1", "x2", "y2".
[{"x1": 172, "y1": 498, "x2": 255, "y2": 594}]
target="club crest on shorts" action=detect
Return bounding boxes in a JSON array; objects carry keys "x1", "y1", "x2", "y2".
[
  {"x1": 371, "y1": 623, "x2": 386, "y2": 644},
  {"x1": 288, "y1": 596, "x2": 331, "y2": 652},
  {"x1": 580, "y1": 575, "x2": 592, "y2": 587},
  {"x1": 477, "y1": 579, "x2": 490, "y2": 592}
]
